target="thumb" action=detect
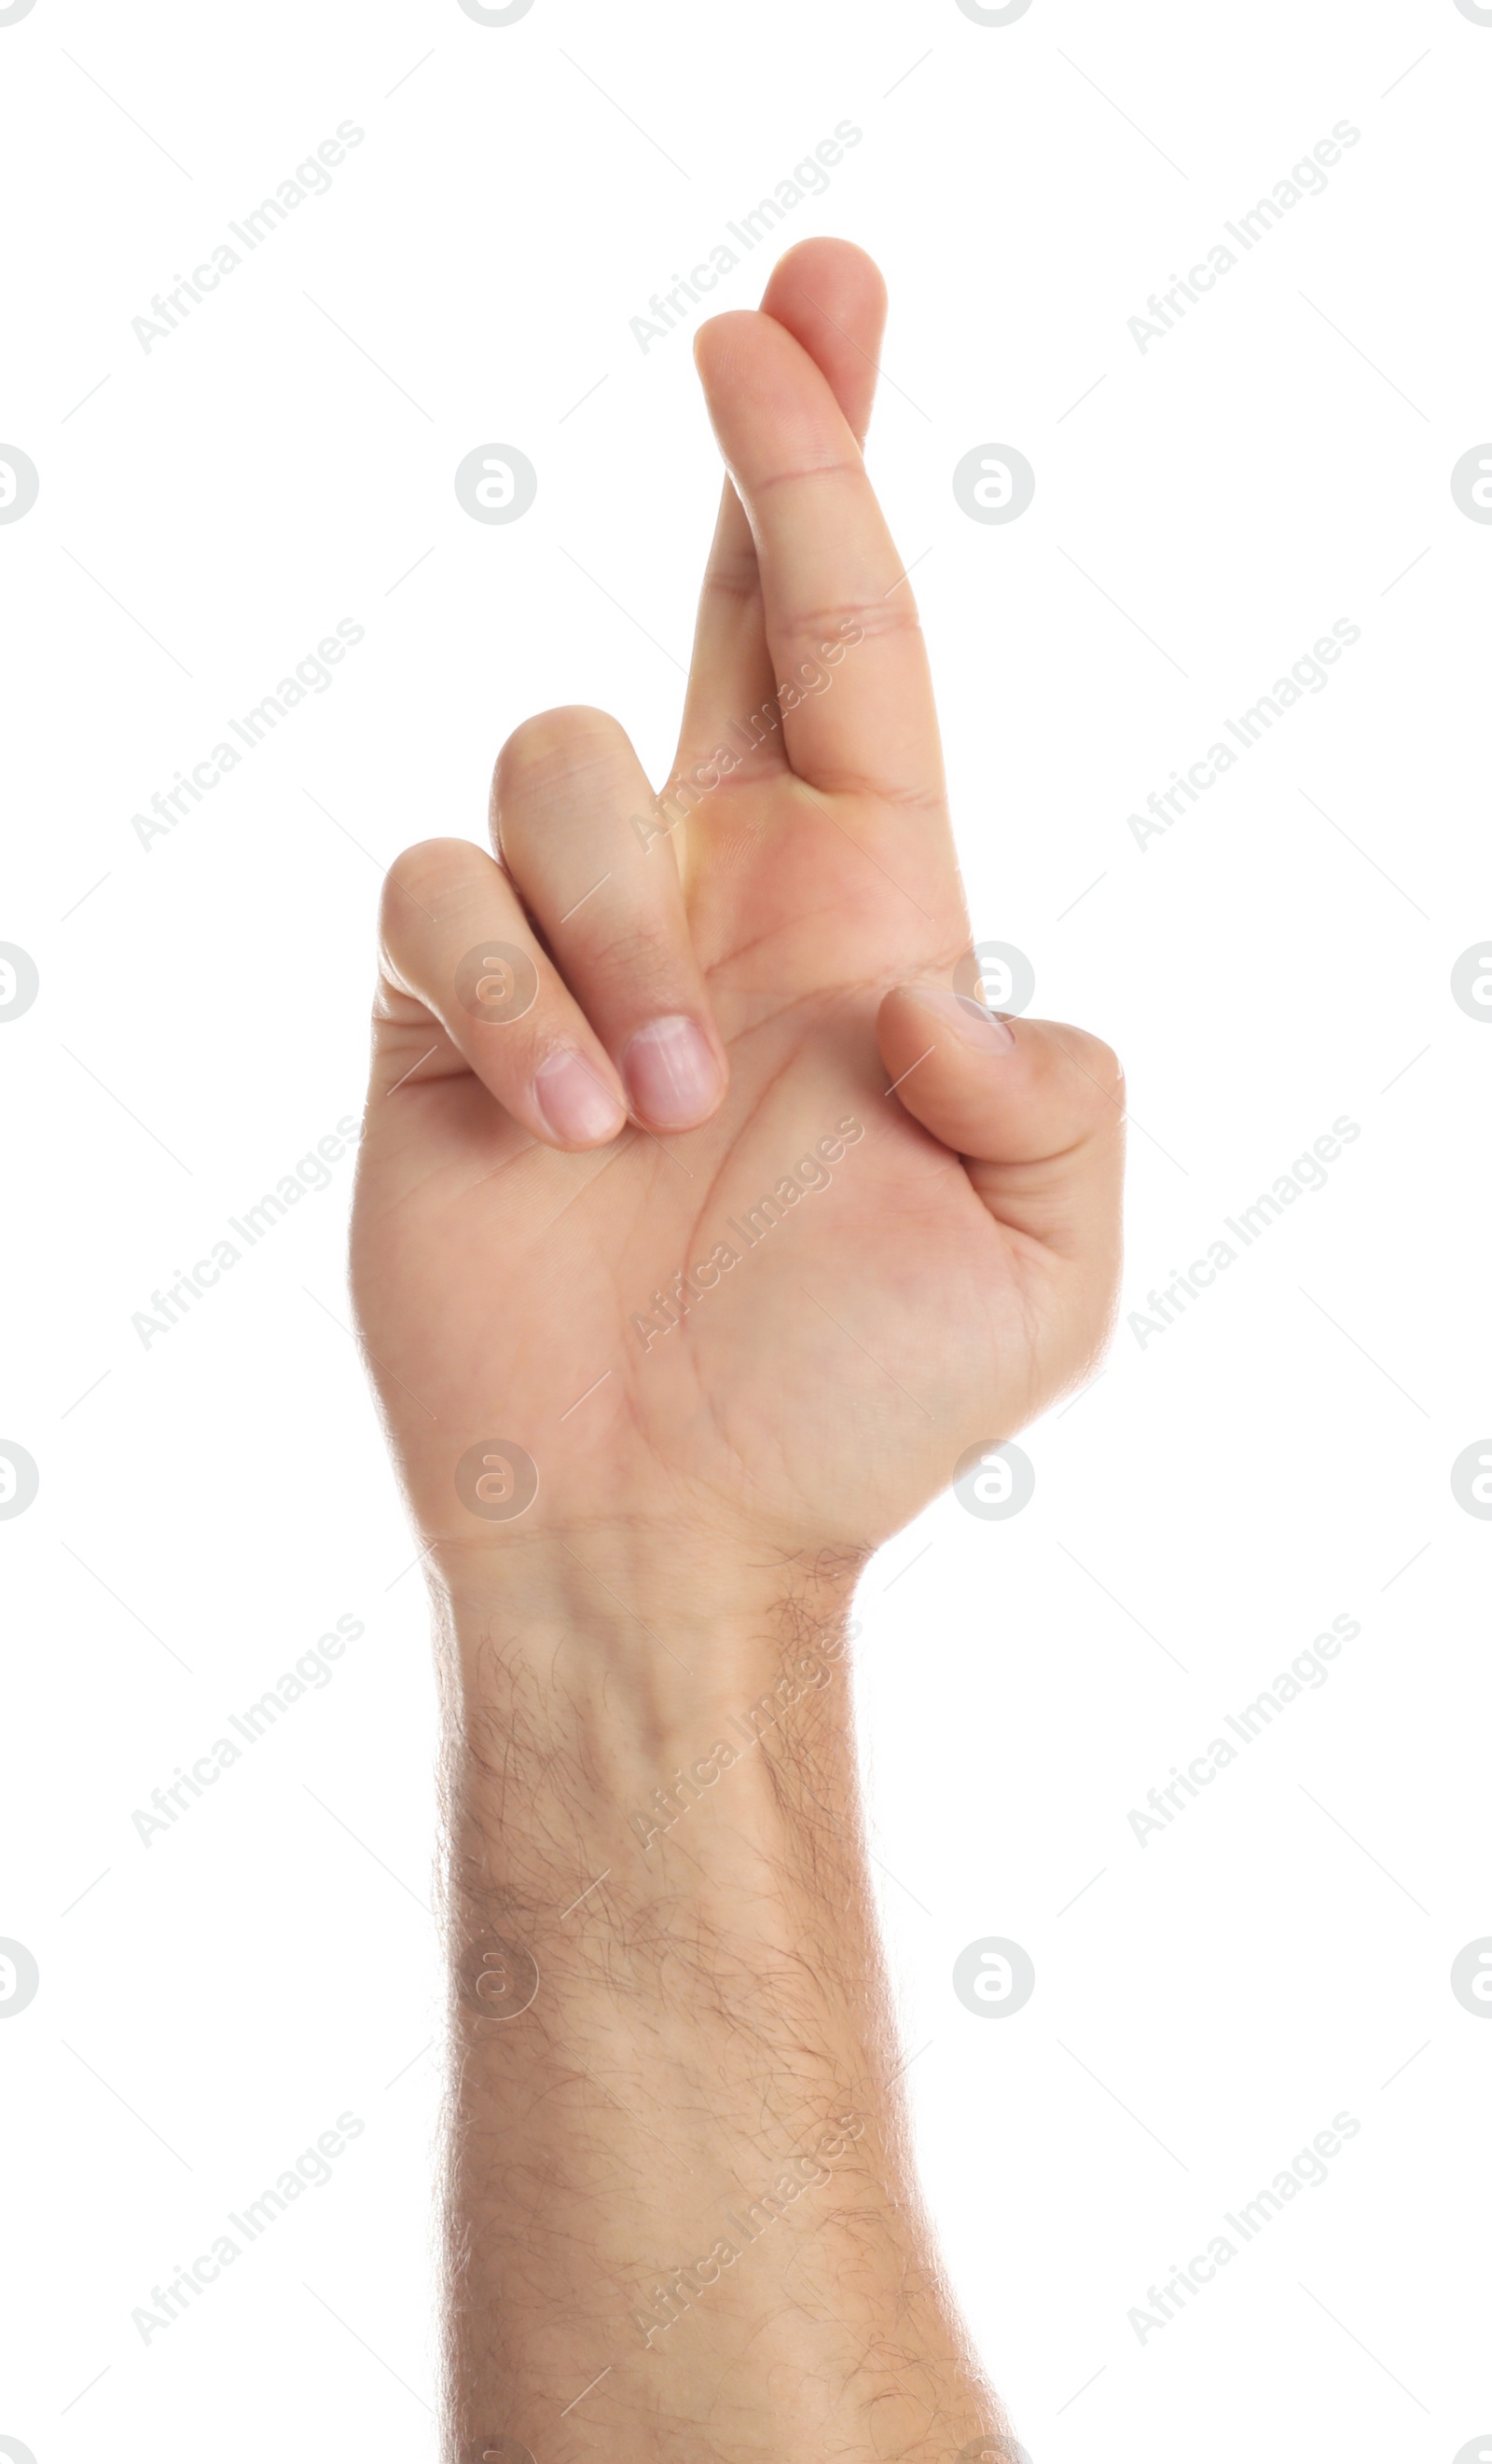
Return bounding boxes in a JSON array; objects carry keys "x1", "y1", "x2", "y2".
[{"x1": 877, "y1": 984, "x2": 1126, "y2": 1258}]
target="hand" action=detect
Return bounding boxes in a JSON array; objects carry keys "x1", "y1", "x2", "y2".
[
  {"x1": 350, "y1": 240, "x2": 1123, "y2": 1605},
  {"x1": 351, "y1": 241, "x2": 1082, "y2": 2460}
]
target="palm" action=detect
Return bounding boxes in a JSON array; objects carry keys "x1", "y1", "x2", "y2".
[{"x1": 351, "y1": 246, "x2": 1121, "y2": 1575}]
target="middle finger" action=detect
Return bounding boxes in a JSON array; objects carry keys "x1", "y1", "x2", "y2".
[{"x1": 670, "y1": 240, "x2": 890, "y2": 799}]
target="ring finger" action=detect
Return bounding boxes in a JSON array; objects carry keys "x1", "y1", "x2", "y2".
[{"x1": 378, "y1": 836, "x2": 629, "y2": 1151}]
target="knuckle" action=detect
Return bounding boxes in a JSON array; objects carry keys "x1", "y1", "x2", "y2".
[
  {"x1": 1080, "y1": 1030, "x2": 1123, "y2": 1088},
  {"x1": 698, "y1": 550, "x2": 761, "y2": 613},
  {"x1": 778, "y1": 599, "x2": 921, "y2": 657},
  {"x1": 1065, "y1": 1028, "x2": 1125, "y2": 1109},
  {"x1": 575, "y1": 912, "x2": 685, "y2": 987},
  {"x1": 495, "y1": 705, "x2": 630, "y2": 799},
  {"x1": 492, "y1": 709, "x2": 644, "y2": 860},
  {"x1": 379, "y1": 838, "x2": 485, "y2": 950},
  {"x1": 1038, "y1": 1023, "x2": 1124, "y2": 1109}
]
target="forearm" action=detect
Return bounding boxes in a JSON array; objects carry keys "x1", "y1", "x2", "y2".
[{"x1": 435, "y1": 1549, "x2": 1006, "y2": 2464}]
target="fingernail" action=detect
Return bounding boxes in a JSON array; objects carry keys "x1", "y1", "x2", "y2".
[
  {"x1": 622, "y1": 1014, "x2": 723, "y2": 1129},
  {"x1": 533, "y1": 1049, "x2": 626, "y2": 1145},
  {"x1": 905, "y1": 984, "x2": 1016, "y2": 1050}
]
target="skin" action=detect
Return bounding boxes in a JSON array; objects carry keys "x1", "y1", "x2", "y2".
[{"x1": 350, "y1": 240, "x2": 1123, "y2": 2462}]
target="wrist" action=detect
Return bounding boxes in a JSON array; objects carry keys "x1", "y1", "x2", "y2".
[
  {"x1": 427, "y1": 1535, "x2": 868, "y2": 1997},
  {"x1": 429, "y1": 1521, "x2": 863, "y2": 1742}
]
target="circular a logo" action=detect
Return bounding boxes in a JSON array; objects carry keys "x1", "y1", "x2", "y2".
[
  {"x1": 1450, "y1": 1938, "x2": 1492, "y2": 2017},
  {"x1": 954, "y1": 940, "x2": 1035, "y2": 1018},
  {"x1": 467, "y1": 2443, "x2": 536, "y2": 2464},
  {"x1": 1450, "y1": 943, "x2": 1492, "y2": 1020},
  {"x1": 956, "y1": 2446, "x2": 1032, "y2": 2464},
  {"x1": 0, "y1": 446, "x2": 39, "y2": 522},
  {"x1": 0, "y1": 1940, "x2": 40, "y2": 2018},
  {"x1": 952, "y1": 1936, "x2": 1036, "y2": 2017},
  {"x1": 456, "y1": 941, "x2": 539, "y2": 1024},
  {"x1": 455, "y1": 1439, "x2": 539, "y2": 1523},
  {"x1": 0, "y1": 1444, "x2": 39, "y2": 1521},
  {"x1": 1451, "y1": 445, "x2": 1492, "y2": 519},
  {"x1": 953, "y1": 442, "x2": 1035, "y2": 524},
  {"x1": 461, "y1": 1934, "x2": 539, "y2": 2021},
  {"x1": 1453, "y1": 0, "x2": 1492, "y2": 23},
  {"x1": 457, "y1": 0, "x2": 534, "y2": 19},
  {"x1": 1450, "y1": 1441, "x2": 1492, "y2": 1519},
  {"x1": 0, "y1": 2441, "x2": 39, "y2": 2464},
  {"x1": 953, "y1": 1439, "x2": 1035, "y2": 1521},
  {"x1": 455, "y1": 443, "x2": 537, "y2": 523},
  {"x1": 1453, "y1": 2443, "x2": 1492, "y2": 2464},
  {"x1": 956, "y1": 0, "x2": 1032, "y2": 20},
  {"x1": 0, "y1": 944, "x2": 38, "y2": 1022},
  {"x1": 0, "y1": 0, "x2": 37, "y2": 25}
]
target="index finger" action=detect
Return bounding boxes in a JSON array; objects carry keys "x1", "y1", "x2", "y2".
[{"x1": 693, "y1": 307, "x2": 944, "y2": 809}]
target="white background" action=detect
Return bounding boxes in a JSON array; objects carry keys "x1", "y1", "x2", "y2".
[{"x1": 2, "y1": 0, "x2": 1489, "y2": 2457}]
